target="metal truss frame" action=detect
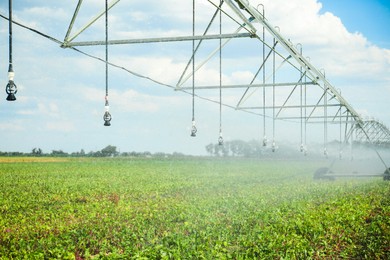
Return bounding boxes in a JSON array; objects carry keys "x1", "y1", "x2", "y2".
[{"x1": 59, "y1": 0, "x2": 390, "y2": 154}]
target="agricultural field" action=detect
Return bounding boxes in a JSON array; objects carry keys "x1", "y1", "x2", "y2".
[{"x1": 0, "y1": 157, "x2": 389, "y2": 259}]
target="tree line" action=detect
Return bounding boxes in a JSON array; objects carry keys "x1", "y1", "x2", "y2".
[{"x1": 0, "y1": 145, "x2": 186, "y2": 158}]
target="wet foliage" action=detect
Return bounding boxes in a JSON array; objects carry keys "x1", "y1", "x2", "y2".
[{"x1": 0, "y1": 157, "x2": 389, "y2": 259}]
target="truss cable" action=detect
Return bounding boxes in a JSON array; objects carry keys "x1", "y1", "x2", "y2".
[
  {"x1": 103, "y1": 0, "x2": 112, "y2": 126},
  {"x1": 0, "y1": 14, "x2": 62, "y2": 45},
  {"x1": 190, "y1": 0, "x2": 197, "y2": 137}
]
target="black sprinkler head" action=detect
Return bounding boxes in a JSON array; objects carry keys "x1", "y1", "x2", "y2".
[
  {"x1": 263, "y1": 137, "x2": 267, "y2": 147},
  {"x1": 103, "y1": 111, "x2": 111, "y2": 126},
  {"x1": 191, "y1": 126, "x2": 197, "y2": 137},
  {"x1": 6, "y1": 92, "x2": 16, "y2": 101},
  {"x1": 218, "y1": 135, "x2": 223, "y2": 145},
  {"x1": 5, "y1": 80, "x2": 17, "y2": 101},
  {"x1": 191, "y1": 122, "x2": 197, "y2": 137}
]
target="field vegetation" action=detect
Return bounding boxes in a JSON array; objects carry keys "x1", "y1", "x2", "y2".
[{"x1": 0, "y1": 157, "x2": 389, "y2": 259}]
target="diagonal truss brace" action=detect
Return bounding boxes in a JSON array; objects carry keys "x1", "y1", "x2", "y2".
[{"x1": 233, "y1": 0, "x2": 363, "y2": 124}]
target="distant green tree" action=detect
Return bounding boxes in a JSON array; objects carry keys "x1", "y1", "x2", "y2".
[
  {"x1": 32, "y1": 148, "x2": 42, "y2": 156},
  {"x1": 214, "y1": 143, "x2": 224, "y2": 157},
  {"x1": 205, "y1": 139, "x2": 265, "y2": 157},
  {"x1": 230, "y1": 140, "x2": 247, "y2": 156},
  {"x1": 51, "y1": 150, "x2": 67, "y2": 156},
  {"x1": 221, "y1": 142, "x2": 230, "y2": 157},
  {"x1": 101, "y1": 145, "x2": 118, "y2": 157},
  {"x1": 205, "y1": 143, "x2": 214, "y2": 156}
]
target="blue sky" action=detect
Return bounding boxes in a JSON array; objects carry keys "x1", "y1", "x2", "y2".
[
  {"x1": 320, "y1": 0, "x2": 390, "y2": 49},
  {"x1": 0, "y1": 0, "x2": 389, "y2": 156}
]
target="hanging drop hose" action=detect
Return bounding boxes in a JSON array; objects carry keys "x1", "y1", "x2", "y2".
[
  {"x1": 324, "y1": 87, "x2": 328, "y2": 158},
  {"x1": 300, "y1": 84, "x2": 304, "y2": 152},
  {"x1": 339, "y1": 101, "x2": 343, "y2": 159},
  {"x1": 304, "y1": 58, "x2": 309, "y2": 156},
  {"x1": 105, "y1": 0, "x2": 108, "y2": 99},
  {"x1": 272, "y1": 37, "x2": 276, "y2": 152},
  {"x1": 6, "y1": 0, "x2": 17, "y2": 101},
  {"x1": 103, "y1": 96, "x2": 111, "y2": 126},
  {"x1": 8, "y1": 0, "x2": 12, "y2": 71},
  {"x1": 298, "y1": 44, "x2": 304, "y2": 152},
  {"x1": 103, "y1": 0, "x2": 111, "y2": 126},
  {"x1": 262, "y1": 6, "x2": 267, "y2": 147},
  {"x1": 218, "y1": 0, "x2": 224, "y2": 146},
  {"x1": 191, "y1": 0, "x2": 197, "y2": 137}
]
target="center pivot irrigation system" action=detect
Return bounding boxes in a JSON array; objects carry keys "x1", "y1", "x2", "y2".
[{"x1": 2, "y1": 0, "x2": 390, "y2": 177}]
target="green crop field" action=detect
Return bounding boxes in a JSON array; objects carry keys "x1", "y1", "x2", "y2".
[{"x1": 0, "y1": 157, "x2": 389, "y2": 259}]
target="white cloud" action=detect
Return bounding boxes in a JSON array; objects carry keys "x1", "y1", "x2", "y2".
[
  {"x1": 228, "y1": 71, "x2": 254, "y2": 84},
  {"x1": 110, "y1": 56, "x2": 187, "y2": 86},
  {"x1": 45, "y1": 121, "x2": 76, "y2": 132},
  {"x1": 111, "y1": 89, "x2": 160, "y2": 113},
  {"x1": 250, "y1": 0, "x2": 390, "y2": 80},
  {"x1": 15, "y1": 99, "x2": 63, "y2": 118},
  {"x1": 83, "y1": 87, "x2": 186, "y2": 114},
  {"x1": 0, "y1": 122, "x2": 24, "y2": 131},
  {"x1": 21, "y1": 7, "x2": 67, "y2": 21},
  {"x1": 37, "y1": 102, "x2": 60, "y2": 118}
]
